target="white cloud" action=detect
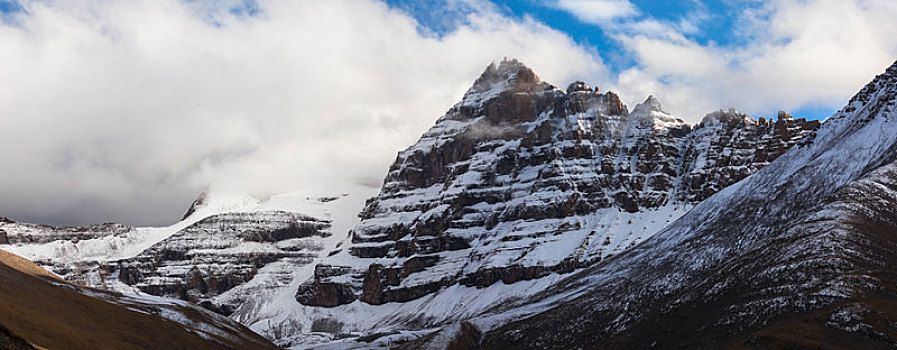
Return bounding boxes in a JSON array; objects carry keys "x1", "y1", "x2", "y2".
[
  {"x1": 554, "y1": 0, "x2": 639, "y2": 24},
  {"x1": 0, "y1": 0, "x2": 607, "y2": 225},
  {"x1": 568, "y1": 0, "x2": 897, "y2": 121},
  {"x1": 7, "y1": 0, "x2": 897, "y2": 226}
]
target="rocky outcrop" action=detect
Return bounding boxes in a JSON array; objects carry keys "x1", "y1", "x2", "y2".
[
  {"x1": 298, "y1": 58, "x2": 821, "y2": 307},
  {"x1": 182, "y1": 191, "x2": 209, "y2": 220},
  {"x1": 676, "y1": 108, "x2": 820, "y2": 202},
  {"x1": 294, "y1": 265, "x2": 358, "y2": 307},
  {"x1": 110, "y1": 211, "x2": 330, "y2": 315}
]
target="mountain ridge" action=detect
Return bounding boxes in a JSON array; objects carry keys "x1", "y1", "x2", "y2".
[
  {"x1": 295, "y1": 58, "x2": 821, "y2": 314},
  {"x1": 0, "y1": 58, "x2": 838, "y2": 348},
  {"x1": 467, "y1": 59, "x2": 897, "y2": 349}
]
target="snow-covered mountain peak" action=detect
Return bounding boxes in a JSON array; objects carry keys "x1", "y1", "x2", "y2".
[
  {"x1": 633, "y1": 95, "x2": 663, "y2": 113},
  {"x1": 460, "y1": 58, "x2": 549, "y2": 108},
  {"x1": 470, "y1": 58, "x2": 539, "y2": 92},
  {"x1": 289, "y1": 58, "x2": 820, "y2": 342},
  {"x1": 629, "y1": 95, "x2": 686, "y2": 130},
  {"x1": 565, "y1": 80, "x2": 595, "y2": 94},
  {"x1": 699, "y1": 108, "x2": 754, "y2": 127},
  {"x1": 477, "y1": 57, "x2": 537, "y2": 84},
  {"x1": 776, "y1": 110, "x2": 794, "y2": 121}
]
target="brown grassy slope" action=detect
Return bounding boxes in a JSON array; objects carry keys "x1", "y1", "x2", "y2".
[
  {"x1": 0, "y1": 250, "x2": 60, "y2": 281},
  {"x1": 0, "y1": 249, "x2": 278, "y2": 350}
]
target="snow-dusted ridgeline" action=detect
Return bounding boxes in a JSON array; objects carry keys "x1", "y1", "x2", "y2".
[{"x1": 456, "y1": 60, "x2": 897, "y2": 349}]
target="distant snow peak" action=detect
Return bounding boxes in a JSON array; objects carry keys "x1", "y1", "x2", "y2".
[
  {"x1": 777, "y1": 110, "x2": 794, "y2": 121},
  {"x1": 566, "y1": 80, "x2": 596, "y2": 94},
  {"x1": 630, "y1": 94, "x2": 686, "y2": 130},
  {"x1": 700, "y1": 108, "x2": 753, "y2": 127},
  {"x1": 464, "y1": 58, "x2": 541, "y2": 99},
  {"x1": 633, "y1": 95, "x2": 664, "y2": 113}
]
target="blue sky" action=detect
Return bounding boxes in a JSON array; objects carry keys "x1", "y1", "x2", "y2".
[
  {"x1": 0, "y1": 0, "x2": 20, "y2": 12},
  {"x1": 383, "y1": 0, "x2": 895, "y2": 121},
  {"x1": 388, "y1": 0, "x2": 738, "y2": 71},
  {"x1": 493, "y1": 0, "x2": 750, "y2": 70}
]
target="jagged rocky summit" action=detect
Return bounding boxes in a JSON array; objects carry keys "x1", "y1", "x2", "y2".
[{"x1": 296, "y1": 58, "x2": 819, "y2": 308}]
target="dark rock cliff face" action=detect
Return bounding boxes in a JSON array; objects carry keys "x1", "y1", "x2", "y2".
[
  {"x1": 676, "y1": 109, "x2": 821, "y2": 203},
  {"x1": 297, "y1": 59, "x2": 820, "y2": 307}
]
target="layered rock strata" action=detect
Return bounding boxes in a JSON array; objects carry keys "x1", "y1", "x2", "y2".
[{"x1": 297, "y1": 59, "x2": 820, "y2": 307}]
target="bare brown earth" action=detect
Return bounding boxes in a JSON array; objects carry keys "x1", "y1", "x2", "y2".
[
  {"x1": 0, "y1": 249, "x2": 279, "y2": 350},
  {"x1": 0, "y1": 250, "x2": 60, "y2": 281}
]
